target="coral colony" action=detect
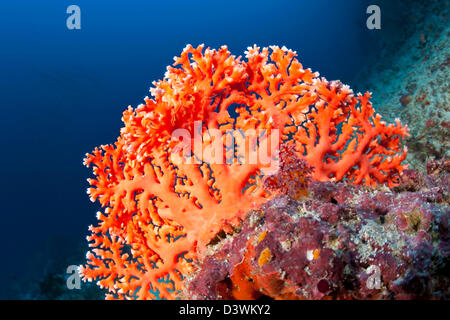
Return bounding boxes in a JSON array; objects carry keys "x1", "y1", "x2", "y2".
[
  {"x1": 185, "y1": 158, "x2": 449, "y2": 299},
  {"x1": 79, "y1": 45, "x2": 447, "y2": 299}
]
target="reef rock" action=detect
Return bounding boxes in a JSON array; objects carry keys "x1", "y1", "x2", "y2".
[{"x1": 183, "y1": 159, "x2": 449, "y2": 300}]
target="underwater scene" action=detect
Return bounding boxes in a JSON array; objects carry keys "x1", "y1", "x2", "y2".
[{"x1": 0, "y1": 0, "x2": 448, "y2": 303}]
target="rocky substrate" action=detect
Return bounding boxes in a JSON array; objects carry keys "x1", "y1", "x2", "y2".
[{"x1": 182, "y1": 159, "x2": 449, "y2": 300}]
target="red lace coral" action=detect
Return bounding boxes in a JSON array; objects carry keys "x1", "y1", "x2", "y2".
[{"x1": 79, "y1": 45, "x2": 408, "y2": 299}]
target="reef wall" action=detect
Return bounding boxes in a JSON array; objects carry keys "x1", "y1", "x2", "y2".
[{"x1": 354, "y1": 0, "x2": 449, "y2": 170}]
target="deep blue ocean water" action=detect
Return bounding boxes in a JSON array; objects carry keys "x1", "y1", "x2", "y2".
[{"x1": 0, "y1": 0, "x2": 394, "y2": 298}]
